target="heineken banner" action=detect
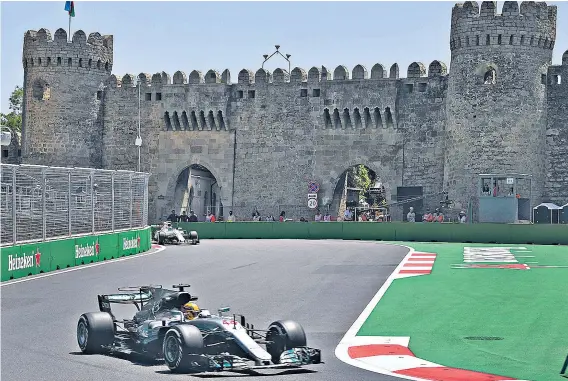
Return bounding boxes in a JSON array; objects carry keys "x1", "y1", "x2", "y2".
[
  {"x1": 120, "y1": 230, "x2": 144, "y2": 256},
  {"x1": 2, "y1": 227, "x2": 151, "y2": 282}
]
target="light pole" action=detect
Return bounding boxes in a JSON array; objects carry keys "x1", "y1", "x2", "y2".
[
  {"x1": 262, "y1": 45, "x2": 292, "y2": 74},
  {"x1": 135, "y1": 81, "x2": 142, "y2": 172}
]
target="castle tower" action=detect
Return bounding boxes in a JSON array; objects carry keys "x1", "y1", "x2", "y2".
[
  {"x1": 444, "y1": 1, "x2": 557, "y2": 213},
  {"x1": 21, "y1": 28, "x2": 113, "y2": 168}
]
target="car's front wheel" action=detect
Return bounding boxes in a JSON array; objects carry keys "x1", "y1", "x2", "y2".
[
  {"x1": 163, "y1": 325, "x2": 208, "y2": 373},
  {"x1": 189, "y1": 231, "x2": 199, "y2": 245},
  {"x1": 265, "y1": 320, "x2": 307, "y2": 364},
  {"x1": 77, "y1": 312, "x2": 115, "y2": 354}
]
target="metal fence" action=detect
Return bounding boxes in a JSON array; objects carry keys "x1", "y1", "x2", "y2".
[{"x1": 0, "y1": 164, "x2": 150, "y2": 246}]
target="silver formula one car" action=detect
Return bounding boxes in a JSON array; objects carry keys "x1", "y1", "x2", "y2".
[
  {"x1": 153, "y1": 222, "x2": 199, "y2": 245},
  {"x1": 76, "y1": 284, "x2": 322, "y2": 375}
]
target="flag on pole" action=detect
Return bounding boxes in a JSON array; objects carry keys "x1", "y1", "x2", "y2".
[{"x1": 64, "y1": 1, "x2": 75, "y2": 17}]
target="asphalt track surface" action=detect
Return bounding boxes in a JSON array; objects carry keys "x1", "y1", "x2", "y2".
[{"x1": 1, "y1": 239, "x2": 408, "y2": 381}]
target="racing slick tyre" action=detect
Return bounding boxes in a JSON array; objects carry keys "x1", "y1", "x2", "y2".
[
  {"x1": 163, "y1": 325, "x2": 208, "y2": 373},
  {"x1": 265, "y1": 320, "x2": 307, "y2": 364},
  {"x1": 189, "y1": 231, "x2": 199, "y2": 245},
  {"x1": 77, "y1": 312, "x2": 115, "y2": 354}
]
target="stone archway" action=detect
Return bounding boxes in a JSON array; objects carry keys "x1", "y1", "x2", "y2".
[
  {"x1": 157, "y1": 159, "x2": 231, "y2": 222},
  {"x1": 328, "y1": 164, "x2": 387, "y2": 220},
  {"x1": 315, "y1": 159, "x2": 399, "y2": 220}
]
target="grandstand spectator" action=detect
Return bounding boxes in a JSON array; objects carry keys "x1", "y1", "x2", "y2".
[
  {"x1": 210, "y1": 213, "x2": 216, "y2": 223},
  {"x1": 432, "y1": 208, "x2": 444, "y2": 222},
  {"x1": 407, "y1": 207, "x2": 416, "y2": 222},
  {"x1": 227, "y1": 211, "x2": 235, "y2": 222},
  {"x1": 459, "y1": 210, "x2": 467, "y2": 223},
  {"x1": 279, "y1": 211, "x2": 286, "y2": 222},
  {"x1": 179, "y1": 211, "x2": 189, "y2": 222},
  {"x1": 314, "y1": 210, "x2": 322, "y2": 222},
  {"x1": 323, "y1": 212, "x2": 331, "y2": 222},
  {"x1": 188, "y1": 210, "x2": 198, "y2": 222},
  {"x1": 167, "y1": 210, "x2": 178, "y2": 222}
]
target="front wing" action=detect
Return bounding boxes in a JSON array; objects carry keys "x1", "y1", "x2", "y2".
[{"x1": 191, "y1": 347, "x2": 322, "y2": 376}]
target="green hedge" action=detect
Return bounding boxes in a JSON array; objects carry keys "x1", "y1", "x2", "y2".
[
  {"x1": 170, "y1": 222, "x2": 568, "y2": 245},
  {"x1": 1, "y1": 227, "x2": 152, "y2": 282}
]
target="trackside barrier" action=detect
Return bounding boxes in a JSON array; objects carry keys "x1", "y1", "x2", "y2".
[
  {"x1": 1, "y1": 227, "x2": 151, "y2": 282},
  {"x1": 169, "y1": 222, "x2": 568, "y2": 245}
]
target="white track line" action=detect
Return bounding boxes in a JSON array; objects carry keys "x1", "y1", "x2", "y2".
[
  {"x1": 335, "y1": 243, "x2": 426, "y2": 380},
  {"x1": 334, "y1": 243, "x2": 529, "y2": 381},
  {"x1": 1, "y1": 245, "x2": 166, "y2": 287},
  {"x1": 336, "y1": 243, "x2": 416, "y2": 341}
]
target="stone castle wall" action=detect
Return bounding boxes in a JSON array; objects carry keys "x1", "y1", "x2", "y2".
[
  {"x1": 18, "y1": 1, "x2": 568, "y2": 222},
  {"x1": 99, "y1": 62, "x2": 449, "y2": 221},
  {"x1": 544, "y1": 51, "x2": 568, "y2": 206},
  {"x1": 444, "y1": 0, "x2": 557, "y2": 211},
  {"x1": 21, "y1": 28, "x2": 113, "y2": 168}
]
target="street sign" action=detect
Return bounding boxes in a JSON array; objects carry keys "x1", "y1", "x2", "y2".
[
  {"x1": 308, "y1": 198, "x2": 318, "y2": 209},
  {"x1": 506, "y1": 178, "x2": 514, "y2": 185},
  {"x1": 308, "y1": 193, "x2": 317, "y2": 199},
  {"x1": 308, "y1": 181, "x2": 320, "y2": 193}
]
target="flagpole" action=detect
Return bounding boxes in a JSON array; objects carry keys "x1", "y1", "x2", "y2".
[{"x1": 68, "y1": 14, "x2": 71, "y2": 40}]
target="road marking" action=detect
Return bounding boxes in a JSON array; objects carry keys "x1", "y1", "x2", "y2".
[{"x1": 1, "y1": 244, "x2": 166, "y2": 287}]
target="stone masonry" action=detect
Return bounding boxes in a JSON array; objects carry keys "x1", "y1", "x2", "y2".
[{"x1": 18, "y1": 1, "x2": 568, "y2": 222}]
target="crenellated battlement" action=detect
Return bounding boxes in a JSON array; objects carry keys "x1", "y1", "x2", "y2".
[
  {"x1": 450, "y1": 1, "x2": 557, "y2": 52},
  {"x1": 22, "y1": 28, "x2": 113, "y2": 73},
  {"x1": 546, "y1": 50, "x2": 568, "y2": 87},
  {"x1": 105, "y1": 60, "x2": 448, "y2": 91}
]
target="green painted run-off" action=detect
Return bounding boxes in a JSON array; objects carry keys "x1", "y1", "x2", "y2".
[
  {"x1": 357, "y1": 242, "x2": 568, "y2": 381},
  {"x1": 1, "y1": 227, "x2": 152, "y2": 282}
]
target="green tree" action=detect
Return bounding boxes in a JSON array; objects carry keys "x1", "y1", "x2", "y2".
[
  {"x1": 1, "y1": 86, "x2": 23, "y2": 134},
  {"x1": 354, "y1": 165, "x2": 373, "y2": 202},
  {"x1": 345, "y1": 165, "x2": 374, "y2": 202}
]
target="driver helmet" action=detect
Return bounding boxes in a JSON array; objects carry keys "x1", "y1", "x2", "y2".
[{"x1": 182, "y1": 302, "x2": 200, "y2": 320}]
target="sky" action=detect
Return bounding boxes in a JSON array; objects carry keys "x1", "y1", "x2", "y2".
[{"x1": 1, "y1": 0, "x2": 567, "y2": 113}]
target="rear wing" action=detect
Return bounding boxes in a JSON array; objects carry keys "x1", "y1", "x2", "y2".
[
  {"x1": 97, "y1": 286, "x2": 155, "y2": 315},
  {"x1": 97, "y1": 284, "x2": 197, "y2": 315}
]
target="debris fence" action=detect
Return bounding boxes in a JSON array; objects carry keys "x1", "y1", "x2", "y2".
[{"x1": 0, "y1": 164, "x2": 150, "y2": 246}]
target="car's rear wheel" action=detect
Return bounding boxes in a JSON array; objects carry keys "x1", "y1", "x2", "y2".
[
  {"x1": 163, "y1": 325, "x2": 208, "y2": 373},
  {"x1": 265, "y1": 320, "x2": 307, "y2": 364},
  {"x1": 77, "y1": 312, "x2": 115, "y2": 354}
]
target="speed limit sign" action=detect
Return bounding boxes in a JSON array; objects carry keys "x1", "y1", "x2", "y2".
[{"x1": 308, "y1": 198, "x2": 318, "y2": 209}]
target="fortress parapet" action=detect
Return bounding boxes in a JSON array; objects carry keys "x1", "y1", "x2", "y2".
[
  {"x1": 22, "y1": 28, "x2": 113, "y2": 73},
  {"x1": 104, "y1": 60, "x2": 448, "y2": 92},
  {"x1": 450, "y1": 1, "x2": 557, "y2": 52}
]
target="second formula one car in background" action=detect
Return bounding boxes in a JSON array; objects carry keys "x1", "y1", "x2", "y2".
[
  {"x1": 153, "y1": 222, "x2": 199, "y2": 245},
  {"x1": 76, "y1": 284, "x2": 322, "y2": 375}
]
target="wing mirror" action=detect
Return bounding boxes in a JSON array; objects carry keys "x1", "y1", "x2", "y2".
[{"x1": 218, "y1": 306, "x2": 230, "y2": 316}]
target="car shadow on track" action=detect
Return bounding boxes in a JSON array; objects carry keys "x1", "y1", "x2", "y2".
[
  {"x1": 69, "y1": 351, "x2": 162, "y2": 367},
  {"x1": 154, "y1": 368, "x2": 318, "y2": 378}
]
